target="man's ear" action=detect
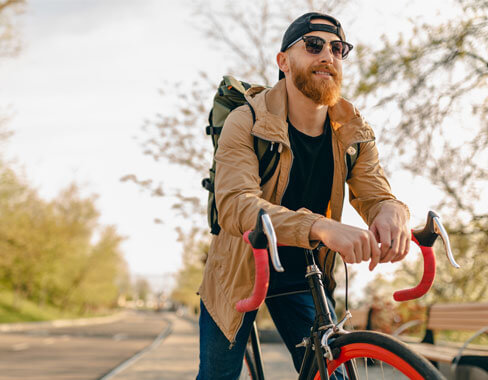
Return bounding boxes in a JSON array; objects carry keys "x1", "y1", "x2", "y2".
[{"x1": 276, "y1": 52, "x2": 290, "y2": 76}]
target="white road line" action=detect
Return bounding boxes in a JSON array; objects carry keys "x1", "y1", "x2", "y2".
[
  {"x1": 12, "y1": 343, "x2": 30, "y2": 351},
  {"x1": 98, "y1": 318, "x2": 173, "y2": 380}
]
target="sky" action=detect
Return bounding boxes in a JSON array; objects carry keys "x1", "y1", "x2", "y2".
[{"x1": 0, "y1": 0, "x2": 473, "y2": 293}]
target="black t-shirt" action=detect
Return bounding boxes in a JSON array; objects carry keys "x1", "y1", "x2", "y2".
[{"x1": 269, "y1": 115, "x2": 334, "y2": 287}]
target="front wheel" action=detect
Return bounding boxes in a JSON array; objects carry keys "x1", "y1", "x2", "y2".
[{"x1": 307, "y1": 331, "x2": 445, "y2": 379}]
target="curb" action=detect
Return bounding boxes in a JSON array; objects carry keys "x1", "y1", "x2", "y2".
[{"x1": 0, "y1": 311, "x2": 127, "y2": 332}]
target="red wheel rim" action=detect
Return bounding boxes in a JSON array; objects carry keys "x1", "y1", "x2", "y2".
[{"x1": 313, "y1": 343, "x2": 424, "y2": 380}]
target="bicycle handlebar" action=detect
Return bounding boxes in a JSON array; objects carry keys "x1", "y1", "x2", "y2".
[
  {"x1": 235, "y1": 209, "x2": 460, "y2": 313},
  {"x1": 393, "y1": 211, "x2": 460, "y2": 301},
  {"x1": 235, "y1": 209, "x2": 278, "y2": 313}
]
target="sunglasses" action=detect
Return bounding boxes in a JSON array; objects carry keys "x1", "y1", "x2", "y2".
[{"x1": 287, "y1": 35, "x2": 353, "y2": 60}]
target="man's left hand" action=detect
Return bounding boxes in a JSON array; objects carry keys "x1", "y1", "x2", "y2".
[{"x1": 369, "y1": 203, "x2": 410, "y2": 269}]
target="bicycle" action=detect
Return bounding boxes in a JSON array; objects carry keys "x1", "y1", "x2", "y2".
[{"x1": 237, "y1": 209, "x2": 460, "y2": 379}]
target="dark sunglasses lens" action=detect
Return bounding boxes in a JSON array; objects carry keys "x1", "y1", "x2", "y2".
[
  {"x1": 304, "y1": 37, "x2": 324, "y2": 54},
  {"x1": 330, "y1": 41, "x2": 344, "y2": 59},
  {"x1": 340, "y1": 42, "x2": 351, "y2": 59}
]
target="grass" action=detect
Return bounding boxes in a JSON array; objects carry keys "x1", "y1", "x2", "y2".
[{"x1": 0, "y1": 290, "x2": 113, "y2": 323}]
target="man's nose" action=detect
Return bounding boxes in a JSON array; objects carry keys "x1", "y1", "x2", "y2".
[{"x1": 319, "y1": 43, "x2": 334, "y2": 63}]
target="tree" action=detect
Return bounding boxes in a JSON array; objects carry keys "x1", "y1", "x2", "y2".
[
  {"x1": 353, "y1": 0, "x2": 487, "y2": 222},
  {"x1": 0, "y1": 0, "x2": 25, "y2": 145},
  {"x1": 134, "y1": 277, "x2": 151, "y2": 304},
  {"x1": 0, "y1": 169, "x2": 130, "y2": 314},
  {"x1": 353, "y1": 0, "x2": 488, "y2": 303},
  {"x1": 0, "y1": 0, "x2": 25, "y2": 59}
]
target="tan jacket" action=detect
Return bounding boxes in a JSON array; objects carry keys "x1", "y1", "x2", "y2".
[{"x1": 199, "y1": 79, "x2": 408, "y2": 344}]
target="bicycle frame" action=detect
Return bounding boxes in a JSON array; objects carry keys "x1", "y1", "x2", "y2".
[
  {"x1": 240, "y1": 209, "x2": 459, "y2": 380},
  {"x1": 246, "y1": 248, "x2": 348, "y2": 380}
]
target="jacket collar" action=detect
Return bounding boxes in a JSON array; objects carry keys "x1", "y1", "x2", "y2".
[{"x1": 245, "y1": 79, "x2": 375, "y2": 148}]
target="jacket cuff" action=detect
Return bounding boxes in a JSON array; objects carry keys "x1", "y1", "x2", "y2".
[{"x1": 296, "y1": 212, "x2": 324, "y2": 249}]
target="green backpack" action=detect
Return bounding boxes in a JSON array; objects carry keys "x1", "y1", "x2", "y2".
[
  {"x1": 201, "y1": 76, "x2": 280, "y2": 235},
  {"x1": 201, "y1": 75, "x2": 360, "y2": 235}
]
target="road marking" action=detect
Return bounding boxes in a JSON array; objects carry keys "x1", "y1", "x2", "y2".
[
  {"x1": 113, "y1": 333, "x2": 128, "y2": 341},
  {"x1": 12, "y1": 343, "x2": 30, "y2": 351},
  {"x1": 98, "y1": 318, "x2": 173, "y2": 380}
]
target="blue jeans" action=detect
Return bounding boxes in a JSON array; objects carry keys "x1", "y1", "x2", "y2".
[{"x1": 197, "y1": 271, "x2": 343, "y2": 379}]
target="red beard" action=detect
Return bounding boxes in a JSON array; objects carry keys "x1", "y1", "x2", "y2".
[{"x1": 291, "y1": 59, "x2": 342, "y2": 106}]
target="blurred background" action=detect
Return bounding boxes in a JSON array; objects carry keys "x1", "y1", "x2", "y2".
[{"x1": 0, "y1": 0, "x2": 486, "y2": 330}]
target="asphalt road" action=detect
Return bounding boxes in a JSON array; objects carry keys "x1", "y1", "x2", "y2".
[
  {"x1": 0, "y1": 311, "x2": 168, "y2": 380},
  {"x1": 109, "y1": 312, "x2": 298, "y2": 380},
  {"x1": 0, "y1": 311, "x2": 463, "y2": 380}
]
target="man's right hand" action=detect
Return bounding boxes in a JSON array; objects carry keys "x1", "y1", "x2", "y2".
[{"x1": 310, "y1": 218, "x2": 381, "y2": 271}]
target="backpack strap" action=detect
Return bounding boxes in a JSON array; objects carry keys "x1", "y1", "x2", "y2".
[
  {"x1": 246, "y1": 102, "x2": 280, "y2": 186},
  {"x1": 256, "y1": 139, "x2": 280, "y2": 185},
  {"x1": 246, "y1": 102, "x2": 256, "y2": 124}
]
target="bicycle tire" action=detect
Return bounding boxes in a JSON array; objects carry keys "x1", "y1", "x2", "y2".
[
  {"x1": 306, "y1": 331, "x2": 445, "y2": 379},
  {"x1": 239, "y1": 346, "x2": 258, "y2": 380}
]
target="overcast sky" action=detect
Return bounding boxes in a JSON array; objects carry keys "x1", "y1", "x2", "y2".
[{"x1": 0, "y1": 0, "x2": 473, "y2": 293}]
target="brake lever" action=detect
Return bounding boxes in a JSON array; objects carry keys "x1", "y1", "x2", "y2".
[
  {"x1": 261, "y1": 213, "x2": 284, "y2": 272},
  {"x1": 433, "y1": 216, "x2": 460, "y2": 269}
]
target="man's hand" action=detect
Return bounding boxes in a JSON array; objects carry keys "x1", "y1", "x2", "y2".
[
  {"x1": 310, "y1": 218, "x2": 381, "y2": 271},
  {"x1": 369, "y1": 203, "x2": 410, "y2": 265}
]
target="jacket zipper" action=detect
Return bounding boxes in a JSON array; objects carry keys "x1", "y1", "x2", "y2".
[{"x1": 229, "y1": 316, "x2": 245, "y2": 349}]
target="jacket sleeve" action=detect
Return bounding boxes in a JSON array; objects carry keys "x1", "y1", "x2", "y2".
[
  {"x1": 214, "y1": 106, "x2": 323, "y2": 249},
  {"x1": 347, "y1": 140, "x2": 410, "y2": 225}
]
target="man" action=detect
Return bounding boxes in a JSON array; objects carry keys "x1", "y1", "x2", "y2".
[{"x1": 197, "y1": 12, "x2": 410, "y2": 379}]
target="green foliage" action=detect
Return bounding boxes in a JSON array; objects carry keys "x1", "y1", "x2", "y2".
[
  {"x1": 0, "y1": 290, "x2": 99, "y2": 323},
  {"x1": 0, "y1": 0, "x2": 131, "y2": 320},
  {"x1": 0, "y1": 164, "x2": 130, "y2": 319}
]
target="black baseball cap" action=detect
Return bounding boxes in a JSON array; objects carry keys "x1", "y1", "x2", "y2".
[{"x1": 279, "y1": 12, "x2": 347, "y2": 80}]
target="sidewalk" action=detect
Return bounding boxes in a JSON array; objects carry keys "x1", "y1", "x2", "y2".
[{"x1": 109, "y1": 312, "x2": 296, "y2": 380}]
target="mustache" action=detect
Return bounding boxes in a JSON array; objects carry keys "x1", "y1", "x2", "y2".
[{"x1": 310, "y1": 64, "x2": 338, "y2": 76}]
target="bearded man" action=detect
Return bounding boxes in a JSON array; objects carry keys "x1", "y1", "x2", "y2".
[{"x1": 197, "y1": 12, "x2": 411, "y2": 379}]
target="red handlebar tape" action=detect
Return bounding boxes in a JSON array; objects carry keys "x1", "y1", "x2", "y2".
[
  {"x1": 235, "y1": 231, "x2": 270, "y2": 313},
  {"x1": 236, "y1": 229, "x2": 437, "y2": 312},
  {"x1": 393, "y1": 231, "x2": 436, "y2": 302}
]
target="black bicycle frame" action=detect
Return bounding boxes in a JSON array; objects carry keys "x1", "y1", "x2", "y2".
[{"x1": 247, "y1": 248, "x2": 336, "y2": 380}]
